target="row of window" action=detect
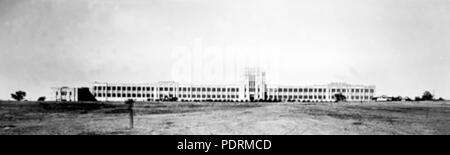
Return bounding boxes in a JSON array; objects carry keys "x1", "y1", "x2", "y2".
[
  {"x1": 270, "y1": 88, "x2": 374, "y2": 93},
  {"x1": 94, "y1": 93, "x2": 240, "y2": 99},
  {"x1": 268, "y1": 95, "x2": 372, "y2": 100},
  {"x1": 56, "y1": 92, "x2": 71, "y2": 96},
  {"x1": 94, "y1": 86, "x2": 239, "y2": 92},
  {"x1": 331, "y1": 88, "x2": 374, "y2": 93},
  {"x1": 268, "y1": 95, "x2": 327, "y2": 100},
  {"x1": 94, "y1": 86, "x2": 374, "y2": 94}
]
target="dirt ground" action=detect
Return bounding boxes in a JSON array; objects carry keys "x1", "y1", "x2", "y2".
[{"x1": 1, "y1": 101, "x2": 450, "y2": 135}]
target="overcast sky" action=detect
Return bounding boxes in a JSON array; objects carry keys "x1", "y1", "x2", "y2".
[{"x1": 0, "y1": 0, "x2": 449, "y2": 100}]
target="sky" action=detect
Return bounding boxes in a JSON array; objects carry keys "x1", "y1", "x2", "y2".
[{"x1": 0, "y1": 0, "x2": 449, "y2": 100}]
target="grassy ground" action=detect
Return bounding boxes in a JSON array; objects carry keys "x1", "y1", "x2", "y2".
[{"x1": 0, "y1": 100, "x2": 449, "y2": 135}]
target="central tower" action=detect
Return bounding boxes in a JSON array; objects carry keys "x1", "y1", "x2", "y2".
[{"x1": 242, "y1": 68, "x2": 266, "y2": 101}]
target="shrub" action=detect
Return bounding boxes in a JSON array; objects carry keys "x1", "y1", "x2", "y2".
[
  {"x1": 422, "y1": 91, "x2": 434, "y2": 101},
  {"x1": 11, "y1": 91, "x2": 26, "y2": 101},
  {"x1": 37, "y1": 96, "x2": 46, "y2": 101}
]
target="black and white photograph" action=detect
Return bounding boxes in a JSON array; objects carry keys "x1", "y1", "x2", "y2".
[{"x1": 1, "y1": 0, "x2": 450, "y2": 139}]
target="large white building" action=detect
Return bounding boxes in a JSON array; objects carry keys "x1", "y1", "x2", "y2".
[{"x1": 53, "y1": 69, "x2": 376, "y2": 102}]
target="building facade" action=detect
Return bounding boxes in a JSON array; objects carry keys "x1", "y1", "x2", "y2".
[
  {"x1": 52, "y1": 86, "x2": 78, "y2": 102},
  {"x1": 53, "y1": 69, "x2": 376, "y2": 102}
]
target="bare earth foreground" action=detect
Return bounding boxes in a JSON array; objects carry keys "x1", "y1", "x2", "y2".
[{"x1": 1, "y1": 101, "x2": 450, "y2": 135}]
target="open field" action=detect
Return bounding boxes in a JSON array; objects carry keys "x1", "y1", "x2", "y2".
[{"x1": 1, "y1": 101, "x2": 450, "y2": 135}]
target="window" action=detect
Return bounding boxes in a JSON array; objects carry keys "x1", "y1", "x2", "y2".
[
  {"x1": 309, "y1": 88, "x2": 313, "y2": 92},
  {"x1": 207, "y1": 88, "x2": 211, "y2": 92},
  {"x1": 370, "y1": 89, "x2": 374, "y2": 93},
  {"x1": 202, "y1": 88, "x2": 206, "y2": 92},
  {"x1": 132, "y1": 87, "x2": 136, "y2": 91},
  {"x1": 107, "y1": 93, "x2": 111, "y2": 97},
  {"x1": 283, "y1": 88, "x2": 288, "y2": 92},
  {"x1": 169, "y1": 87, "x2": 173, "y2": 91},
  {"x1": 299, "y1": 89, "x2": 302, "y2": 92},
  {"x1": 132, "y1": 94, "x2": 136, "y2": 97},
  {"x1": 343, "y1": 89, "x2": 346, "y2": 92},
  {"x1": 127, "y1": 94, "x2": 131, "y2": 97},
  {"x1": 288, "y1": 88, "x2": 292, "y2": 92}
]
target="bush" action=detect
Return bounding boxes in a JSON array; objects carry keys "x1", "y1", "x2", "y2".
[
  {"x1": 422, "y1": 91, "x2": 434, "y2": 101},
  {"x1": 414, "y1": 96, "x2": 422, "y2": 101},
  {"x1": 37, "y1": 96, "x2": 46, "y2": 101},
  {"x1": 11, "y1": 91, "x2": 26, "y2": 101},
  {"x1": 334, "y1": 93, "x2": 346, "y2": 102},
  {"x1": 405, "y1": 97, "x2": 412, "y2": 101},
  {"x1": 125, "y1": 99, "x2": 134, "y2": 105}
]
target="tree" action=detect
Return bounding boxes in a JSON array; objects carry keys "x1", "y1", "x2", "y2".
[
  {"x1": 392, "y1": 96, "x2": 402, "y2": 101},
  {"x1": 405, "y1": 97, "x2": 412, "y2": 101},
  {"x1": 37, "y1": 96, "x2": 46, "y2": 101},
  {"x1": 11, "y1": 91, "x2": 26, "y2": 101},
  {"x1": 421, "y1": 91, "x2": 434, "y2": 101},
  {"x1": 414, "y1": 96, "x2": 421, "y2": 101},
  {"x1": 334, "y1": 93, "x2": 346, "y2": 102}
]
